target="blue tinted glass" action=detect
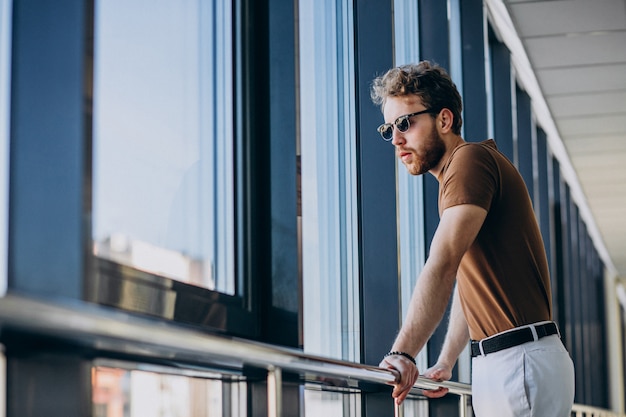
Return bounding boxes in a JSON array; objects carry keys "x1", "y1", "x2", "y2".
[
  {"x1": 299, "y1": 0, "x2": 360, "y2": 369},
  {"x1": 92, "y1": 0, "x2": 235, "y2": 294}
]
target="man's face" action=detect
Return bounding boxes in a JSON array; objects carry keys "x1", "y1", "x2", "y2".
[{"x1": 382, "y1": 96, "x2": 445, "y2": 176}]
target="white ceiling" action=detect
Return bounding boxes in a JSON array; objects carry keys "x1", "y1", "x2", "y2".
[{"x1": 497, "y1": 0, "x2": 626, "y2": 277}]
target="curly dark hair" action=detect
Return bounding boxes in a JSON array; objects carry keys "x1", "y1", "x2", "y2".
[{"x1": 370, "y1": 61, "x2": 463, "y2": 135}]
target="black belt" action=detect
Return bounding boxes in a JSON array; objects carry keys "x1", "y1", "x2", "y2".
[{"x1": 471, "y1": 322, "x2": 559, "y2": 357}]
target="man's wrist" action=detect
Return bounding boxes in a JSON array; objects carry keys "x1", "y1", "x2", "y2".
[
  {"x1": 383, "y1": 351, "x2": 416, "y2": 365},
  {"x1": 435, "y1": 357, "x2": 455, "y2": 370}
]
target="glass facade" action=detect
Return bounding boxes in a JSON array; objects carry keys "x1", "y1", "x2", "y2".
[
  {"x1": 0, "y1": 0, "x2": 619, "y2": 415},
  {"x1": 299, "y1": 0, "x2": 360, "y2": 414},
  {"x1": 92, "y1": 0, "x2": 235, "y2": 294},
  {"x1": 299, "y1": 0, "x2": 360, "y2": 362}
]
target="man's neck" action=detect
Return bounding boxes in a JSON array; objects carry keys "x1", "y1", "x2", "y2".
[{"x1": 429, "y1": 135, "x2": 465, "y2": 178}]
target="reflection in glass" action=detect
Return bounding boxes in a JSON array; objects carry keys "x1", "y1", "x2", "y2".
[
  {"x1": 92, "y1": 366, "x2": 245, "y2": 417},
  {"x1": 303, "y1": 389, "x2": 360, "y2": 417},
  {"x1": 92, "y1": 0, "x2": 235, "y2": 294}
]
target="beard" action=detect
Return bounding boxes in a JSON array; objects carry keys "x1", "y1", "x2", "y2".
[{"x1": 402, "y1": 125, "x2": 446, "y2": 176}]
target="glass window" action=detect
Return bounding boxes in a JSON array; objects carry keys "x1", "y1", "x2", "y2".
[
  {"x1": 0, "y1": 0, "x2": 11, "y2": 297},
  {"x1": 92, "y1": 0, "x2": 235, "y2": 294},
  {"x1": 299, "y1": 0, "x2": 360, "y2": 362},
  {"x1": 488, "y1": 26, "x2": 515, "y2": 162},
  {"x1": 92, "y1": 364, "x2": 246, "y2": 417},
  {"x1": 303, "y1": 389, "x2": 360, "y2": 416},
  {"x1": 299, "y1": 0, "x2": 362, "y2": 412},
  {"x1": 448, "y1": 0, "x2": 464, "y2": 117}
]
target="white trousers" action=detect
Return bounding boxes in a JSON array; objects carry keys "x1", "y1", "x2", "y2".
[{"x1": 471, "y1": 333, "x2": 575, "y2": 417}]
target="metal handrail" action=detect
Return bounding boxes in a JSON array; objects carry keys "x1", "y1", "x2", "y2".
[
  {"x1": 0, "y1": 293, "x2": 467, "y2": 394},
  {"x1": 0, "y1": 293, "x2": 620, "y2": 417}
]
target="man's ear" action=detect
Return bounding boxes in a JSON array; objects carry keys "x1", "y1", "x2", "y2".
[{"x1": 438, "y1": 108, "x2": 454, "y2": 133}]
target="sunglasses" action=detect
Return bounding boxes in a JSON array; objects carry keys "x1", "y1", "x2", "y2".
[{"x1": 377, "y1": 109, "x2": 435, "y2": 141}]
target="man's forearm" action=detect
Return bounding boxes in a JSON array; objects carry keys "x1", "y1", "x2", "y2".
[
  {"x1": 389, "y1": 204, "x2": 486, "y2": 359},
  {"x1": 390, "y1": 261, "x2": 456, "y2": 357},
  {"x1": 437, "y1": 285, "x2": 469, "y2": 368}
]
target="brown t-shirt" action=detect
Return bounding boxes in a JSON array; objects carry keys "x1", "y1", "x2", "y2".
[{"x1": 438, "y1": 139, "x2": 552, "y2": 340}]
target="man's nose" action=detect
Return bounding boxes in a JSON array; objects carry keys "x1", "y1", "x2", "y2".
[{"x1": 391, "y1": 130, "x2": 405, "y2": 146}]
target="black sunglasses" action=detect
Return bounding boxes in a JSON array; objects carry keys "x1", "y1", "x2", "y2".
[{"x1": 377, "y1": 109, "x2": 435, "y2": 141}]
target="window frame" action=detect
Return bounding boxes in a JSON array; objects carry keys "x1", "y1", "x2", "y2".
[{"x1": 9, "y1": 0, "x2": 300, "y2": 346}]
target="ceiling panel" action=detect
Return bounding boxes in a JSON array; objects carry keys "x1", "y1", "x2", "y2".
[
  {"x1": 536, "y1": 64, "x2": 626, "y2": 95},
  {"x1": 574, "y1": 170, "x2": 626, "y2": 183},
  {"x1": 565, "y1": 135, "x2": 626, "y2": 153},
  {"x1": 524, "y1": 32, "x2": 626, "y2": 69},
  {"x1": 547, "y1": 91, "x2": 626, "y2": 118},
  {"x1": 506, "y1": 0, "x2": 626, "y2": 37},
  {"x1": 558, "y1": 115, "x2": 626, "y2": 137},
  {"x1": 581, "y1": 187, "x2": 626, "y2": 201},
  {"x1": 570, "y1": 153, "x2": 626, "y2": 168}
]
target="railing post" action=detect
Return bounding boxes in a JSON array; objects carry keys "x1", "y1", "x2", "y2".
[
  {"x1": 267, "y1": 366, "x2": 282, "y2": 417},
  {"x1": 394, "y1": 402, "x2": 404, "y2": 417},
  {"x1": 459, "y1": 394, "x2": 468, "y2": 417}
]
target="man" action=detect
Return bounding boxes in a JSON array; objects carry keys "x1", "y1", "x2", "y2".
[{"x1": 370, "y1": 61, "x2": 575, "y2": 417}]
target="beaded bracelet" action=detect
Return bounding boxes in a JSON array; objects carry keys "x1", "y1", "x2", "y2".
[{"x1": 383, "y1": 351, "x2": 416, "y2": 365}]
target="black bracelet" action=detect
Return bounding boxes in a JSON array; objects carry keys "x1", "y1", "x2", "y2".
[{"x1": 383, "y1": 351, "x2": 416, "y2": 365}]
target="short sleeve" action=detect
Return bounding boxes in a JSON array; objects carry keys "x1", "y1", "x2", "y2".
[{"x1": 439, "y1": 143, "x2": 499, "y2": 212}]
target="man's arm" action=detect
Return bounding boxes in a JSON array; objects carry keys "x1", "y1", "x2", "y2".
[
  {"x1": 379, "y1": 203, "x2": 486, "y2": 405},
  {"x1": 421, "y1": 285, "x2": 470, "y2": 398}
]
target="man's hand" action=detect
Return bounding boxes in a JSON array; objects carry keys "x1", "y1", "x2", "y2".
[
  {"x1": 421, "y1": 363, "x2": 452, "y2": 398},
  {"x1": 379, "y1": 355, "x2": 419, "y2": 405}
]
